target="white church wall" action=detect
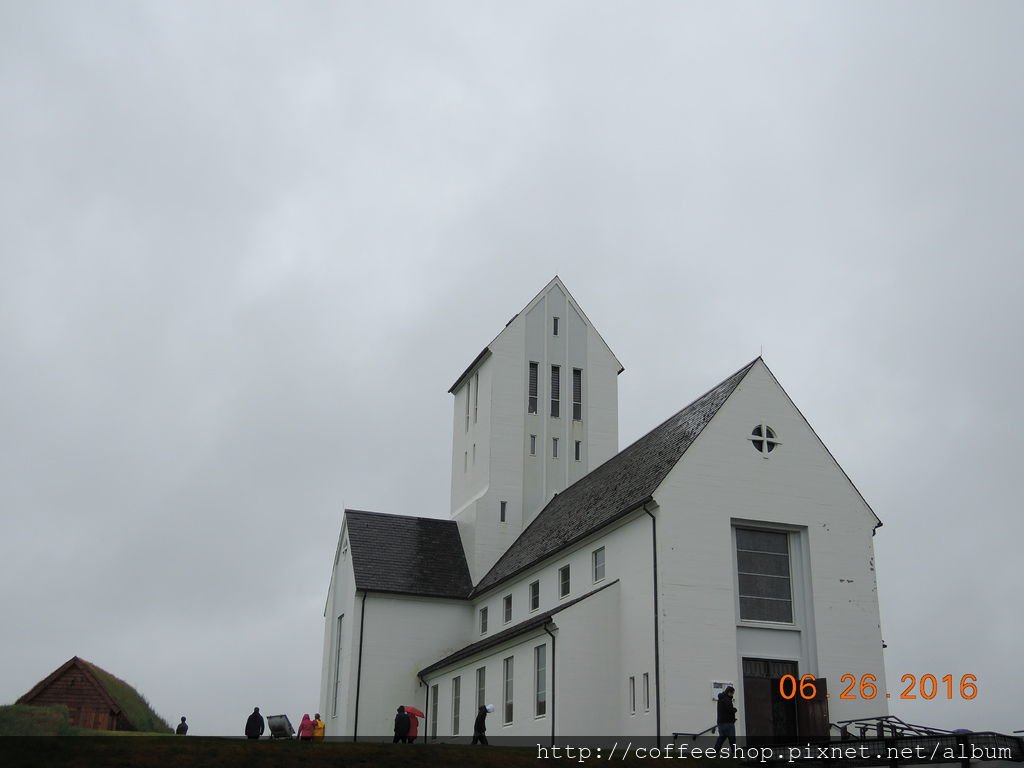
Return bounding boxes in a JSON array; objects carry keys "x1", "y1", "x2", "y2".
[
  {"x1": 348, "y1": 593, "x2": 472, "y2": 739},
  {"x1": 320, "y1": 525, "x2": 361, "y2": 736},
  {"x1": 654, "y1": 359, "x2": 887, "y2": 735}
]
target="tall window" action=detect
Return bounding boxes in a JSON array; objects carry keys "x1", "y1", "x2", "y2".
[
  {"x1": 503, "y1": 594, "x2": 512, "y2": 623},
  {"x1": 535, "y1": 644, "x2": 547, "y2": 717},
  {"x1": 452, "y1": 676, "x2": 461, "y2": 735},
  {"x1": 629, "y1": 676, "x2": 636, "y2": 714},
  {"x1": 473, "y1": 372, "x2": 479, "y2": 424},
  {"x1": 572, "y1": 368, "x2": 582, "y2": 420},
  {"x1": 332, "y1": 615, "x2": 343, "y2": 717},
  {"x1": 528, "y1": 362, "x2": 538, "y2": 414},
  {"x1": 500, "y1": 500, "x2": 507, "y2": 523},
  {"x1": 430, "y1": 684, "x2": 438, "y2": 738},
  {"x1": 736, "y1": 528, "x2": 793, "y2": 623},
  {"x1": 479, "y1": 607, "x2": 488, "y2": 634},
  {"x1": 559, "y1": 564, "x2": 571, "y2": 598},
  {"x1": 643, "y1": 672, "x2": 650, "y2": 712},
  {"x1": 529, "y1": 580, "x2": 540, "y2": 611},
  {"x1": 465, "y1": 380, "x2": 471, "y2": 431},
  {"x1": 592, "y1": 547, "x2": 606, "y2": 582},
  {"x1": 503, "y1": 657, "x2": 514, "y2": 724},
  {"x1": 550, "y1": 365, "x2": 560, "y2": 417},
  {"x1": 476, "y1": 667, "x2": 486, "y2": 710},
  {"x1": 553, "y1": 316, "x2": 559, "y2": 335}
]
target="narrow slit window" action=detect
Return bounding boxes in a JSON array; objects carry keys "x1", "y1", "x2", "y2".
[
  {"x1": 473, "y1": 372, "x2": 479, "y2": 424},
  {"x1": 629, "y1": 676, "x2": 636, "y2": 715},
  {"x1": 572, "y1": 368, "x2": 582, "y2": 421},
  {"x1": 452, "y1": 675, "x2": 461, "y2": 735},
  {"x1": 552, "y1": 437, "x2": 559, "y2": 458},
  {"x1": 528, "y1": 362, "x2": 538, "y2": 414},
  {"x1": 500, "y1": 500, "x2": 507, "y2": 523},
  {"x1": 550, "y1": 365, "x2": 560, "y2": 417},
  {"x1": 535, "y1": 644, "x2": 547, "y2": 717},
  {"x1": 553, "y1": 316, "x2": 559, "y2": 336},
  {"x1": 643, "y1": 673, "x2": 650, "y2": 712},
  {"x1": 575, "y1": 440, "x2": 582, "y2": 461},
  {"x1": 503, "y1": 657, "x2": 514, "y2": 724},
  {"x1": 476, "y1": 667, "x2": 486, "y2": 710},
  {"x1": 480, "y1": 607, "x2": 488, "y2": 634},
  {"x1": 530, "y1": 434, "x2": 536, "y2": 455},
  {"x1": 465, "y1": 380, "x2": 471, "y2": 431}
]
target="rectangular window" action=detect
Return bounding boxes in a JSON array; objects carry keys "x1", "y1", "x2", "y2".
[
  {"x1": 530, "y1": 434, "x2": 536, "y2": 455},
  {"x1": 553, "y1": 316, "x2": 559, "y2": 336},
  {"x1": 535, "y1": 644, "x2": 547, "y2": 717},
  {"x1": 559, "y1": 564, "x2": 570, "y2": 598},
  {"x1": 629, "y1": 676, "x2": 636, "y2": 715},
  {"x1": 500, "y1": 500, "x2": 507, "y2": 523},
  {"x1": 503, "y1": 656, "x2": 514, "y2": 724},
  {"x1": 431, "y1": 684, "x2": 438, "y2": 738},
  {"x1": 592, "y1": 546, "x2": 606, "y2": 582},
  {"x1": 472, "y1": 443, "x2": 476, "y2": 465},
  {"x1": 529, "y1": 580, "x2": 540, "y2": 611},
  {"x1": 480, "y1": 607, "x2": 488, "y2": 634},
  {"x1": 503, "y1": 594, "x2": 512, "y2": 623},
  {"x1": 332, "y1": 615, "x2": 343, "y2": 717},
  {"x1": 550, "y1": 365, "x2": 560, "y2": 417},
  {"x1": 552, "y1": 437, "x2": 559, "y2": 458},
  {"x1": 473, "y1": 372, "x2": 479, "y2": 424},
  {"x1": 465, "y1": 380, "x2": 471, "y2": 432},
  {"x1": 452, "y1": 676, "x2": 461, "y2": 736},
  {"x1": 574, "y1": 440, "x2": 582, "y2": 461},
  {"x1": 528, "y1": 362, "x2": 538, "y2": 414},
  {"x1": 736, "y1": 528, "x2": 793, "y2": 623},
  {"x1": 643, "y1": 672, "x2": 650, "y2": 712},
  {"x1": 476, "y1": 667, "x2": 486, "y2": 710},
  {"x1": 573, "y1": 368, "x2": 582, "y2": 421},
  {"x1": 463, "y1": 451, "x2": 467, "y2": 472}
]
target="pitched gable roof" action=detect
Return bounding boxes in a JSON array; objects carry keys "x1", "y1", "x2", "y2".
[
  {"x1": 473, "y1": 359, "x2": 758, "y2": 595},
  {"x1": 17, "y1": 656, "x2": 170, "y2": 733},
  {"x1": 448, "y1": 276, "x2": 623, "y2": 394},
  {"x1": 345, "y1": 509, "x2": 473, "y2": 599}
]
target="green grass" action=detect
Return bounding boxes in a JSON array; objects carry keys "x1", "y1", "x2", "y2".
[
  {"x1": 0, "y1": 737, "x2": 721, "y2": 768},
  {"x1": 80, "y1": 660, "x2": 172, "y2": 733},
  {"x1": 0, "y1": 705, "x2": 77, "y2": 737}
]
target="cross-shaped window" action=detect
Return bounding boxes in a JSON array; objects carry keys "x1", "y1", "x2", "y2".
[{"x1": 750, "y1": 424, "x2": 781, "y2": 456}]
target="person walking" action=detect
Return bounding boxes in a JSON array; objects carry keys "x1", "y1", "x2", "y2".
[
  {"x1": 245, "y1": 707, "x2": 265, "y2": 740},
  {"x1": 312, "y1": 713, "x2": 325, "y2": 741},
  {"x1": 472, "y1": 704, "x2": 489, "y2": 745},
  {"x1": 175, "y1": 716, "x2": 188, "y2": 735},
  {"x1": 297, "y1": 713, "x2": 314, "y2": 741},
  {"x1": 713, "y1": 686, "x2": 737, "y2": 750},
  {"x1": 393, "y1": 705, "x2": 410, "y2": 743}
]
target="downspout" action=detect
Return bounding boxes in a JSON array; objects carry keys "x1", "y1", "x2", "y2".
[
  {"x1": 642, "y1": 504, "x2": 662, "y2": 748},
  {"x1": 353, "y1": 591, "x2": 367, "y2": 742},
  {"x1": 418, "y1": 673, "x2": 429, "y2": 744},
  {"x1": 544, "y1": 621, "x2": 557, "y2": 746}
]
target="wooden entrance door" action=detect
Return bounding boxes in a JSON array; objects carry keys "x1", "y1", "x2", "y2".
[{"x1": 742, "y1": 658, "x2": 798, "y2": 744}]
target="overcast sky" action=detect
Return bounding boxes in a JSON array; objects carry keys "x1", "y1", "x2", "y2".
[{"x1": 2, "y1": 1, "x2": 1022, "y2": 738}]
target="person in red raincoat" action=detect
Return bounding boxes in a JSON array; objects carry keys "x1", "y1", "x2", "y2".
[
  {"x1": 297, "y1": 713, "x2": 315, "y2": 741},
  {"x1": 403, "y1": 705, "x2": 425, "y2": 743}
]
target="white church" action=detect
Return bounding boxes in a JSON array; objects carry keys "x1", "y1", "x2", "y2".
[{"x1": 319, "y1": 277, "x2": 887, "y2": 742}]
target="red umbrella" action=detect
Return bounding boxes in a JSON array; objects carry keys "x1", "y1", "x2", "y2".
[{"x1": 404, "y1": 706, "x2": 425, "y2": 718}]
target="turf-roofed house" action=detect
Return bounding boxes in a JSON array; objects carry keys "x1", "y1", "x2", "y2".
[
  {"x1": 16, "y1": 656, "x2": 170, "y2": 733},
  {"x1": 320, "y1": 277, "x2": 886, "y2": 742}
]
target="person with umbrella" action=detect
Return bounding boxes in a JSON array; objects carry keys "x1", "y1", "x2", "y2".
[
  {"x1": 404, "y1": 705, "x2": 425, "y2": 743},
  {"x1": 393, "y1": 706, "x2": 410, "y2": 743}
]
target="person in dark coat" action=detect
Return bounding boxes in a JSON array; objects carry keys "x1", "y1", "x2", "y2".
[
  {"x1": 393, "y1": 705, "x2": 411, "y2": 743},
  {"x1": 245, "y1": 707, "x2": 265, "y2": 739},
  {"x1": 713, "y1": 687, "x2": 737, "y2": 750},
  {"x1": 175, "y1": 716, "x2": 188, "y2": 735},
  {"x1": 472, "y1": 705, "x2": 489, "y2": 745}
]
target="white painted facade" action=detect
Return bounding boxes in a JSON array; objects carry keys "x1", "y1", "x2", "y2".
[{"x1": 320, "y1": 280, "x2": 887, "y2": 742}]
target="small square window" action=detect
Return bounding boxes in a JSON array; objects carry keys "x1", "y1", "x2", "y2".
[
  {"x1": 503, "y1": 594, "x2": 512, "y2": 623},
  {"x1": 558, "y1": 565, "x2": 570, "y2": 598},
  {"x1": 529, "y1": 580, "x2": 540, "y2": 611}
]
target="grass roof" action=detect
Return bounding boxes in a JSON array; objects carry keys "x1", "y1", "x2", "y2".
[{"x1": 80, "y1": 660, "x2": 171, "y2": 734}]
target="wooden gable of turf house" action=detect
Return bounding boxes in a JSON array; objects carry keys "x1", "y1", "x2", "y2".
[{"x1": 16, "y1": 656, "x2": 169, "y2": 733}]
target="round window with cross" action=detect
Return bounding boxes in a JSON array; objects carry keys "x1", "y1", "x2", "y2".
[{"x1": 750, "y1": 424, "x2": 780, "y2": 456}]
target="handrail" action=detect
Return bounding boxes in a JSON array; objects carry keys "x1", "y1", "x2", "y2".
[{"x1": 670, "y1": 724, "x2": 718, "y2": 740}]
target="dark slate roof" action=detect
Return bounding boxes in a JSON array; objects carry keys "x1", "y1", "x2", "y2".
[
  {"x1": 472, "y1": 359, "x2": 758, "y2": 595},
  {"x1": 345, "y1": 509, "x2": 473, "y2": 599},
  {"x1": 419, "y1": 579, "x2": 620, "y2": 677}
]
